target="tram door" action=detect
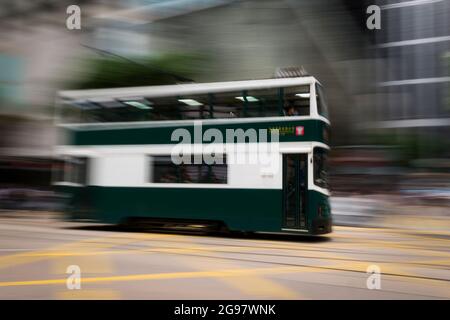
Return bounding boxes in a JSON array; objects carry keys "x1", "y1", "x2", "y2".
[{"x1": 282, "y1": 154, "x2": 308, "y2": 230}]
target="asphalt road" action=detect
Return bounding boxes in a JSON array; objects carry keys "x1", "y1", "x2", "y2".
[{"x1": 0, "y1": 213, "x2": 449, "y2": 299}]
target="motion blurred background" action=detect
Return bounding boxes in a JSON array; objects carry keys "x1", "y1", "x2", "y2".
[{"x1": 0, "y1": 0, "x2": 449, "y2": 228}]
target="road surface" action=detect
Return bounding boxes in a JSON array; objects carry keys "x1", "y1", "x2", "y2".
[{"x1": 0, "y1": 213, "x2": 448, "y2": 299}]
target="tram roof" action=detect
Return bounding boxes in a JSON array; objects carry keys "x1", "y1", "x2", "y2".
[{"x1": 59, "y1": 76, "x2": 318, "y2": 101}]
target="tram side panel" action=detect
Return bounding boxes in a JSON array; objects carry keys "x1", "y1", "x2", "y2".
[{"x1": 59, "y1": 149, "x2": 285, "y2": 232}]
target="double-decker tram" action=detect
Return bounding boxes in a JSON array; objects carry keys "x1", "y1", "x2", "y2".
[{"x1": 54, "y1": 75, "x2": 331, "y2": 235}]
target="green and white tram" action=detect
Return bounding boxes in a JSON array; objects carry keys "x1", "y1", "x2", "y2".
[{"x1": 54, "y1": 76, "x2": 332, "y2": 235}]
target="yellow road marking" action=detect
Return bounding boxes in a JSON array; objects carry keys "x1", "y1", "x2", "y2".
[
  {"x1": 0, "y1": 263, "x2": 447, "y2": 290},
  {"x1": 0, "y1": 233, "x2": 171, "y2": 270},
  {"x1": 55, "y1": 289, "x2": 121, "y2": 300},
  {"x1": 0, "y1": 235, "x2": 119, "y2": 269},
  {"x1": 154, "y1": 239, "x2": 304, "y2": 299},
  {"x1": 8, "y1": 250, "x2": 137, "y2": 258},
  {"x1": 0, "y1": 266, "x2": 311, "y2": 287}
]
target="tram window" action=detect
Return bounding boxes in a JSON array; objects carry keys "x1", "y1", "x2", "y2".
[
  {"x1": 151, "y1": 155, "x2": 227, "y2": 184},
  {"x1": 209, "y1": 91, "x2": 244, "y2": 119},
  {"x1": 146, "y1": 97, "x2": 183, "y2": 121},
  {"x1": 316, "y1": 84, "x2": 329, "y2": 118},
  {"x1": 63, "y1": 99, "x2": 156, "y2": 123},
  {"x1": 152, "y1": 156, "x2": 178, "y2": 183},
  {"x1": 244, "y1": 88, "x2": 281, "y2": 117},
  {"x1": 313, "y1": 148, "x2": 329, "y2": 189},
  {"x1": 60, "y1": 102, "x2": 82, "y2": 123},
  {"x1": 283, "y1": 85, "x2": 310, "y2": 116},
  {"x1": 60, "y1": 157, "x2": 89, "y2": 184},
  {"x1": 176, "y1": 95, "x2": 210, "y2": 120},
  {"x1": 205, "y1": 160, "x2": 227, "y2": 184},
  {"x1": 53, "y1": 160, "x2": 65, "y2": 183}
]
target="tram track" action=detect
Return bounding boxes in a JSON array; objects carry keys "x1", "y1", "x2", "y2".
[
  {"x1": 1, "y1": 227, "x2": 448, "y2": 264},
  {"x1": 118, "y1": 244, "x2": 450, "y2": 284},
  {"x1": 1, "y1": 227, "x2": 448, "y2": 268},
  {"x1": 0, "y1": 222, "x2": 448, "y2": 278}
]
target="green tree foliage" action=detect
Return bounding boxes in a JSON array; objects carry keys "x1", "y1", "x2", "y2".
[{"x1": 68, "y1": 53, "x2": 204, "y2": 89}]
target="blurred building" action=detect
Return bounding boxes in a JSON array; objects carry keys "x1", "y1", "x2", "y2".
[
  {"x1": 0, "y1": 0, "x2": 117, "y2": 188},
  {"x1": 368, "y1": 0, "x2": 450, "y2": 160}
]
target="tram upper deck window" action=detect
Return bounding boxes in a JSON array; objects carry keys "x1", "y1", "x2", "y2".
[
  {"x1": 60, "y1": 99, "x2": 153, "y2": 123},
  {"x1": 59, "y1": 84, "x2": 313, "y2": 123},
  {"x1": 282, "y1": 85, "x2": 310, "y2": 116},
  {"x1": 149, "y1": 95, "x2": 212, "y2": 120},
  {"x1": 313, "y1": 148, "x2": 329, "y2": 189},
  {"x1": 316, "y1": 84, "x2": 329, "y2": 119},
  {"x1": 209, "y1": 91, "x2": 244, "y2": 119},
  {"x1": 238, "y1": 88, "x2": 281, "y2": 117}
]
